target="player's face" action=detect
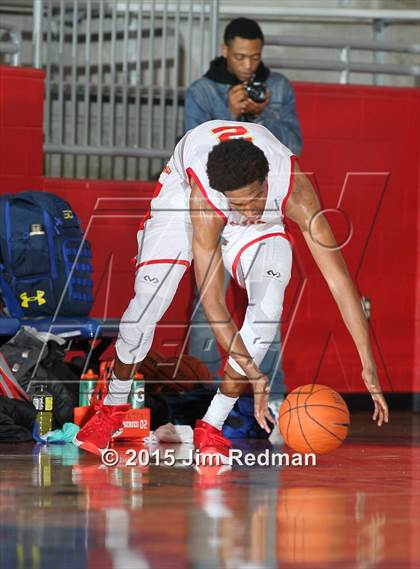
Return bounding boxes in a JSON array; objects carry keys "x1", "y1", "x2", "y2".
[
  {"x1": 222, "y1": 37, "x2": 263, "y2": 83},
  {"x1": 225, "y1": 179, "x2": 267, "y2": 220}
]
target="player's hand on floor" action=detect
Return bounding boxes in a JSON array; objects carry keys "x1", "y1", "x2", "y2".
[
  {"x1": 362, "y1": 367, "x2": 389, "y2": 427},
  {"x1": 252, "y1": 375, "x2": 274, "y2": 433}
]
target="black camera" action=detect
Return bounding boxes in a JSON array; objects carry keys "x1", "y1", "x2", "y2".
[{"x1": 244, "y1": 81, "x2": 267, "y2": 103}]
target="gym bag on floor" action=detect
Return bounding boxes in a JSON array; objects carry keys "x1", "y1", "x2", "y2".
[{"x1": 0, "y1": 191, "x2": 93, "y2": 317}]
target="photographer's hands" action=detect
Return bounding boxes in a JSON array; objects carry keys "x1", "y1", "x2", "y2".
[
  {"x1": 242, "y1": 89, "x2": 270, "y2": 116},
  {"x1": 228, "y1": 84, "x2": 248, "y2": 118},
  {"x1": 228, "y1": 84, "x2": 271, "y2": 119}
]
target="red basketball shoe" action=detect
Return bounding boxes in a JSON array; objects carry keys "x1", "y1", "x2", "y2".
[
  {"x1": 194, "y1": 419, "x2": 232, "y2": 465},
  {"x1": 74, "y1": 403, "x2": 131, "y2": 456}
]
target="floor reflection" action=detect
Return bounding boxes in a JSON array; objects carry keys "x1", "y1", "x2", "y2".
[{"x1": 0, "y1": 414, "x2": 418, "y2": 568}]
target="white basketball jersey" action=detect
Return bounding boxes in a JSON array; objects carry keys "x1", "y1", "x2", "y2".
[{"x1": 156, "y1": 120, "x2": 296, "y2": 228}]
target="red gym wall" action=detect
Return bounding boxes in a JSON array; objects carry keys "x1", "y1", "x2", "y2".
[{"x1": 0, "y1": 65, "x2": 419, "y2": 393}]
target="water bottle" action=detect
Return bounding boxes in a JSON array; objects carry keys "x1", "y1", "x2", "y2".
[
  {"x1": 79, "y1": 369, "x2": 99, "y2": 406},
  {"x1": 32, "y1": 385, "x2": 53, "y2": 435},
  {"x1": 130, "y1": 372, "x2": 145, "y2": 409}
]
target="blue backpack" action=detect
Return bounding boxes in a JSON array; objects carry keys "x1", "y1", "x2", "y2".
[{"x1": 0, "y1": 191, "x2": 93, "y2": 318}]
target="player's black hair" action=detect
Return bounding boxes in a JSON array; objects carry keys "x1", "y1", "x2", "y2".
[
  {"x1": 223, "y1": 18, "x2": 264, "y2": 45},
  {"x1": 206, "y1": 139, "x2": 269, "y2": 193}
]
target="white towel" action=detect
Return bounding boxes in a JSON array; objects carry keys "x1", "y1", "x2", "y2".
[{"x1": 144, "y1": 423, "x2": 193, "y2": 444}]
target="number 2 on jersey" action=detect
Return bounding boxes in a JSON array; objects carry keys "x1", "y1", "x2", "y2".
[{"x1": 211, "y1": 125, "x2": 252, "y2": 143}]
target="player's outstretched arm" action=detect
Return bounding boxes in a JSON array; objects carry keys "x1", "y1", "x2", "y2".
[
  {"x1": 190, "y1": 182, "x2": 272, "y2": 431},
  {"x1": 285, "y1": 163, "x2": 389, "y2": 426}
]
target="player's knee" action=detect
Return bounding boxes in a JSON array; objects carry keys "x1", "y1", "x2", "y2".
[
  {"x1": 117, "y1": 295, "x2": 158, "y2": 364},
  {"x1": 263, "y1": 300, "x2": 282, "y2": 323},
  {"x1": 259, "y1": 322, "x2": 280, "y2": 348},
  {"x1": 131, "y1": 291, "x2": 159, "y2": 321},
  {"x1": 118, "y1": 292, "x2": 158, "y2": 340},
  {"x1": 247, "y1": 276, "x2": 286, "y2": 324},
  {"x1": 252, "y1": 294, "x2": 283, "y2": 324},
  {"x1": 243, "y1": 311, "x2": 280, "y2": 352}
]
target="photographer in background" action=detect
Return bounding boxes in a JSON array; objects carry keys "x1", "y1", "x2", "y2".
[
  {"x1": 184, "y1": 19, "x2": 302, "y2": 440},
  {"x1": 184, "y1": 17, "x2": 302, "y2": 155}
]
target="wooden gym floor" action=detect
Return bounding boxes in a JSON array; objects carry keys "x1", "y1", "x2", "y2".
[{"x1": 0, "y1": 412, "x2": 419, "y2": 568}]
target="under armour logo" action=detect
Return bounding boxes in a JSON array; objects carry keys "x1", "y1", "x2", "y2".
[
  {"x1": 265, "y1": 270, "x2": 281, "y2": 280},
  {"x1": 142, "y1": 275, "x2": 159, "y2": 285},
  {"x1": 20, "y1": 290, "x2": 46, "y2": 308}
]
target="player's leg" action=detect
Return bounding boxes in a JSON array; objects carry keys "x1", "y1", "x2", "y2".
[
  {"x1": 189, "y1": 277, "x2": 284, "y2": 405},
  {"x1": 194, "y1": 230, "x2": 292, "y2": 462},
  {"x1": 109, "y1": 259, "x2": 190, "y2": 397},
  {"x1": 264, "y1": 328, "x2": 285, "y2": 443},
  {"x1": 225, "y1": 233, "x2": 292, "y2": 378},
  {"x1": 226, "y1": 233, "x2": 292, "y2": 439},
  {"x1": 75, "y1": 213, "x2": 192, "y2": 455},
  {"x1": 116, "y1": 216, "x2": 192, "y2": 371},
  {"x1": 114, "y1": 258, "x2": 189, "y2": 374},
  {"x1": 260, "y1": 327, "x2": 284, "y2": 435}
]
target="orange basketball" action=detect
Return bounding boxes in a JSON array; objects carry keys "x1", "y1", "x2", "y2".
[
  {"x1": 138, "y1": 352, "x2": 166, "y2": 380},
  {"x1": 154, "y1": 355, "x2": 213, "y2": 392},
  {"x1": 138, "y1": 352, "x2": 167, "y2": 393},
  {"x1": 279, "y1": 384, "x2": 350, "y2": 454},
  {"x1": 180, "y1": 355, "x2": 213, "y2": 386}
]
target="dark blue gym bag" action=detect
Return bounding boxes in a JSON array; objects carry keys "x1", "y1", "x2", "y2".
[{"x1": 0, "y1": 191, "x2": 93, "y2": 317}]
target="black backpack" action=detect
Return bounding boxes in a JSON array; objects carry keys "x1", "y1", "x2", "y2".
[{"x1": 0, "y1": 328, "x2": 78, "y2": 428}]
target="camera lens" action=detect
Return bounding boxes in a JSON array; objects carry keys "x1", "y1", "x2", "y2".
[{"x1": 245, "y1": 81, "x2": 266, "y2": 103}]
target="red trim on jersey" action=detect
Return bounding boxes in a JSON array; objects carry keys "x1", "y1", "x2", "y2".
[
  {"x1": 281, "y1": 155, "x2": 297, "y2": 217},
  {"x1": 138, "y1": 181, "x2": 163, "y2": 230},
  {"x1": 186, "y1": 167, "x2": 227, "y2": 223},
  {"x1": 136, "y1": 258, "x2": 191, "y2": 271},
  {"x1": 232, "y1": 232, "x2": 291, "y2": 287}
]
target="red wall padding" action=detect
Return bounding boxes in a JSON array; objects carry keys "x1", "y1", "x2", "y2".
[
  {"x1": 0, "y1": 66, "x2": 419, "y2": 392},
  {"x1": 287, "y1": 83, "x2": 419, "y2": 393},
  {"x1": 0, "y1": 66, "x2": 44, "y2": 192}
]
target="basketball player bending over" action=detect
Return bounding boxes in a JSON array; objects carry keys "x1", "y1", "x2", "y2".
[{"x1": 74, "y1": 120, "x2": 389, "y2": 459}]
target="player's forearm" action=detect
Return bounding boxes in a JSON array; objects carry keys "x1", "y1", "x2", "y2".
[{"x1": 328, "y1": 274, "x2": 375, "y2": 369}]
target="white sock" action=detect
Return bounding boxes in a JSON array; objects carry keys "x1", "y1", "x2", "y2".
[
  {"x1": 104, "y1": 373, "x2": 133, "y2": 406},
  {"x1": 202, "y1": 389, "x2": 238, "y2": 431},
  {"x1": 268, "y1": 397, "x2": 284, "y2": 423},
  {"x1": 268, "y1": 398, "x2": 284, "y2": 445}
]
